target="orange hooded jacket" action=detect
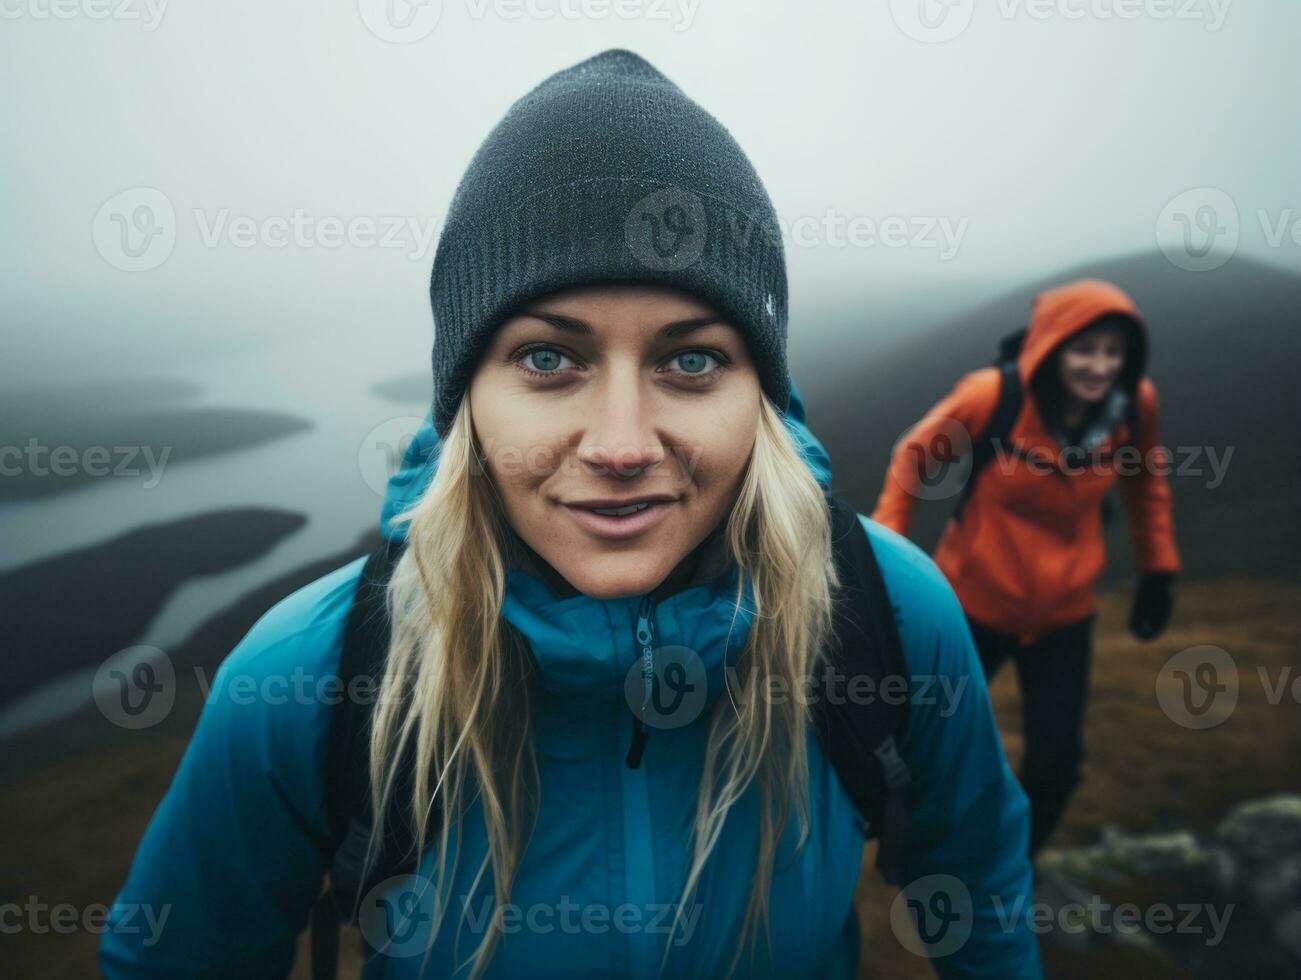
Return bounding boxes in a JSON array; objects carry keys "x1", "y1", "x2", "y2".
[{"x1": 871, "y1": 279, "x2": 1181, "y2": 644}]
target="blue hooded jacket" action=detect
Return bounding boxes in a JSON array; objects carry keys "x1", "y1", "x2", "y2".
[{"x1": 101, "y1": 382, "x2": 1041, "y2": 978}]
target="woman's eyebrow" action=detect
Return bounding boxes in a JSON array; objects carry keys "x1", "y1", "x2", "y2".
[{"x1": 519, "y1": 310, "x2": 725, "y2": 338}]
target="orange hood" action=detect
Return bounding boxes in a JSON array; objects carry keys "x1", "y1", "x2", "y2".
[{"x1": 1018, "y1": 278, "x2": 1148, "y2": 388}]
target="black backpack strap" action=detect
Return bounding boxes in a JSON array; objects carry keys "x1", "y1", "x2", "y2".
[
  {"x1": 311, "y1": 538, "x2": 411, "y2": 980},
  {"x1": 953, "y1": 329, "x2": 1026, "y2": 523},
  {"x1": 1101, "y1": 386, "x2": 1143, "y2": 529},
  {"x1": 815, "y1": 493, "x2": 913, "y2": 885},
  {"x1": 325, "y1": 540, "x2": 407, "y2": 837}
]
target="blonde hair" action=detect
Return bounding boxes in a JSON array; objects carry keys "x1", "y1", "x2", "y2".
[{"x1": 367, "y1": 393, "x2": 838, "y2": 978}]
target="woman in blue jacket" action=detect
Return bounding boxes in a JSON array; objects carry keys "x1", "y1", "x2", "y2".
[{"x1": 102, "y1": 49, "x2": 1040, "y2": 979}]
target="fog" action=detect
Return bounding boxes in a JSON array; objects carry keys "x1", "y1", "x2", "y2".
[{"x1": 4, "y1": 0, "x2": 1298, "y2": 383}]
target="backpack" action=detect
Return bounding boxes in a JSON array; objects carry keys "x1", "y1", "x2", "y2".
[
  {"x1": 952, "y1": 327, "x2": 1137, "y2": 525},
  {"x1": 308, "y1": 492, "x2": 912, "y2": 980}
]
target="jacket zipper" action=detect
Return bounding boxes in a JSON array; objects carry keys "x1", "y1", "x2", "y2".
[
  {"x1": 620, "y1": 594, "x2": 658, "y2": 979},
  {"x1": 626, "y1": 594, "x2": 655, "y2": 769}
]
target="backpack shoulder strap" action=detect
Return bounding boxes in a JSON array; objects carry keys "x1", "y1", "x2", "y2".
[
  {"x1": 815, "y1": 493, "x2": 913, "y2": 885},
  {"x1": 1101, "y1": 386, "x2": 1143, "y2": 528},
  {"x1": 1120, "y1": 385, "x2": 1141, "y2": 449},
  {"x1": 324, "y1": 539, "x2": 407, "y2": 843},
  {"x1": 311, "y1": 538, "x2": 413, "y2": 980},
  {"x1": 953, "y1": 330, "x2": 1025, "y2": 522}
]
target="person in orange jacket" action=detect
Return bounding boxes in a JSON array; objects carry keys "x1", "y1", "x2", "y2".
[{"x1": 871, "y1": 278, "x2": 1180, "y2": 856}]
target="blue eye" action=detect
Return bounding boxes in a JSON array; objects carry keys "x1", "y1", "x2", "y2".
[
  {"x1": 673, "y1": 350, "x2": 718, "y2": 374},
  {"x1": 519, "y1": 347, "x2": 571, "y2": 374}
]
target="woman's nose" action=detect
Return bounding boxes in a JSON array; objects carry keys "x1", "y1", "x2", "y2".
[{"x1": 575, "y1": 384, "x2": 667, "y2": 477}]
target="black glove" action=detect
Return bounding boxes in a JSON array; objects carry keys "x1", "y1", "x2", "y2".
[{"x1": 1129, "y1": 572, "x2": 1176, "y2": 642}]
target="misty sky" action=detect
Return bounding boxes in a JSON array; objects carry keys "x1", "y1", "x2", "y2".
[{"x1": 2, "y1": 0, "x2": 1298, "y2": 384}]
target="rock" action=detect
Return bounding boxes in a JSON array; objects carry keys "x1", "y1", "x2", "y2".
[{"x1": 1034, "y1": 794, "x2": 1301, "y2": 979}]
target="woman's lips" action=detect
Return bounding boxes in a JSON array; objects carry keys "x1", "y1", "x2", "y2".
[{"x1": 561, "y1": 500, "x2": 676, "y2": 540}]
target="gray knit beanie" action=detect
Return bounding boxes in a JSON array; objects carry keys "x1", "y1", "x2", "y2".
[{"x1": 428, "y1": 47, "x2": 790, "y2": 437}]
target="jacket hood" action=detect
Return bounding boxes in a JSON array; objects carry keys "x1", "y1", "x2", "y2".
[{"x1": 1018, "y1": 278, "x2": 1148, "y2": 389}]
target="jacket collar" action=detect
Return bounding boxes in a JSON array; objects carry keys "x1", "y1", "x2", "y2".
[{"x1": 497, "y1": 513, "x2": 752, "y2": 709}]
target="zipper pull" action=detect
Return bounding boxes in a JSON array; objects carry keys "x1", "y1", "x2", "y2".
[
  {"x1": 626, "y1": 717, "x2": 648, "y2": 769},
  {"x1": 625, "y1": 595, "x2": 655, "y2": 770}
]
